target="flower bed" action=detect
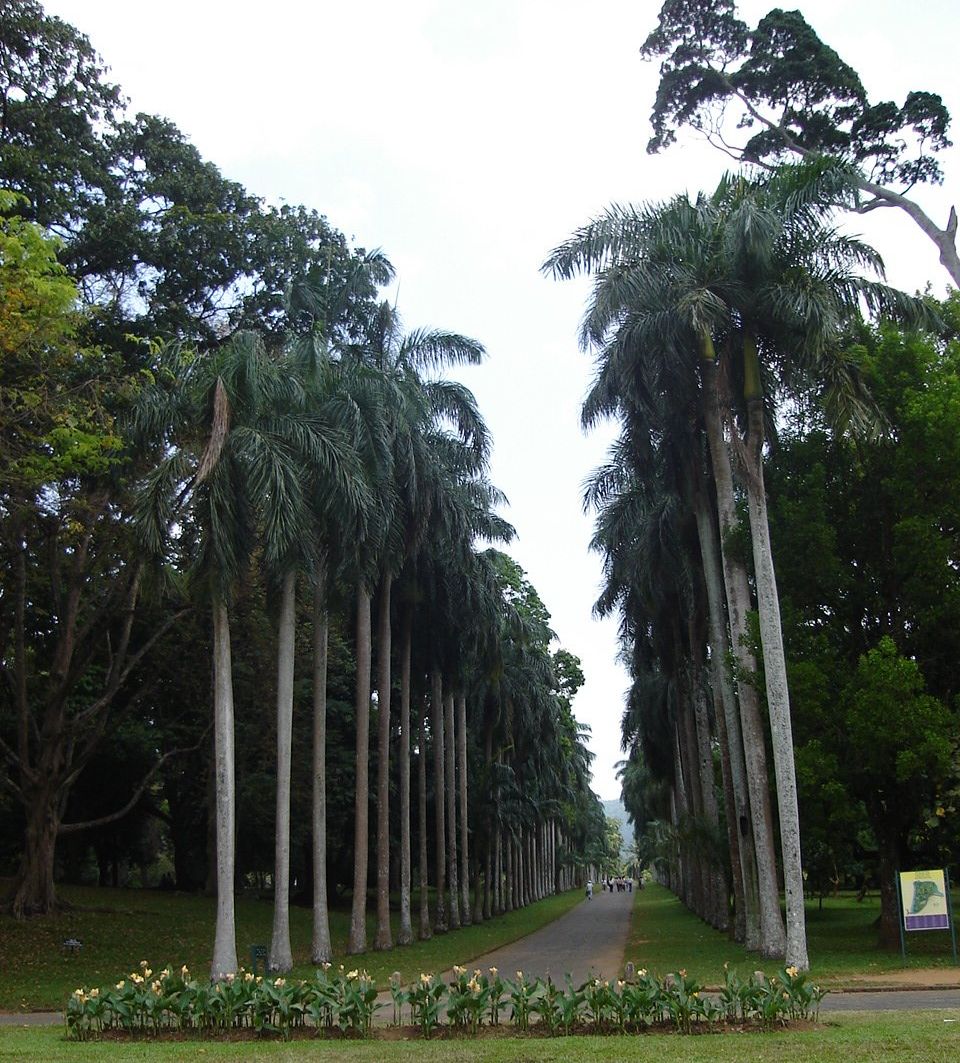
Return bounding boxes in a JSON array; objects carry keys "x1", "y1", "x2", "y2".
[{"x1": 65, "y1": 960, "x2": 826, "y2": 1041}]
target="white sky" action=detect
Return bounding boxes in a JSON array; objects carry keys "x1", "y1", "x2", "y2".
[{"x1": 47, "y1": 0, "x2": 960, "y2": 799}]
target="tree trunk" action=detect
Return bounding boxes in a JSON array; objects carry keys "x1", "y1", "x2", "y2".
[
  {"x1": 417, "y1": 693, "x2": 432, "y2": 939},
  {"x1": 211, "y1": 595, "x2": 238, "y2": 979},
  {"x1": 444, "y1": 691, "x2": 460, "y2": 928},
  {"x1": 700, "y1": 345, "x2": 786, "y2": 958},
  {"x1": 456, "y1": 692, "x2": 471, "y2": 924},
  {"x1": 691, "y1": 659, "x2": 729, "y2": 931},
  {"x1": 505, "y1": 831, "x2": 514, "y2": 911},
  {"x1": 745, "y1": 400, "x2": 809, "y2": 970},
  {"x1": 269, "y1": 570, "x2": 297, "y2": 972},
  {"x1": 374, "y1": 574, "x2": 393, "y2": 951},
  {"x1": 311, "y1": 584, "x2": 332, "y2": 964},
  {"x1": 431, "y1": 670, "x2": 447, "y2": 932},
  {"x1": 348, "y1": 586, "x2": 372, "y2": 954},
  {"x1": 876, "y1": 830, "x2": 904, "y2": 950},
  {"x1": 397, "y1": 609, "x2": 414, "y2": 945},
  {"x1": 10, "y1": 783, "x2": 60, "y2": 919},
  {"x1": 693, "y1": 487, "x2": 758, "y2": 948}
]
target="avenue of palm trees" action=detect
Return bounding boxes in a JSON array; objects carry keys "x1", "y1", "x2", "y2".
[
  {"x1": 130, "y1": 256, "x2": 606, "y2": 976},
  {"x1": 545, "y1": 166, "x2": 927, "y2": 970}
]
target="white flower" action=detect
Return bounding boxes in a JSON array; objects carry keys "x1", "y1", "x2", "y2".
[
  {"x1": 347, "y1": 969, "x2": 359, "y2": 980},
  {"x1": 453, "y1": 965, "x2": 466, "y2": 976},
  {"x1": 273, "y1": 978, "x2": 286, "y2": 988},
  {"x1": 420, "y1": 973, "x2": 432, "y2": 985}
]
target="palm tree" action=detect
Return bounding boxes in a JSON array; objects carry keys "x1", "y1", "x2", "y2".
[
  {"x1": 133, "y1": 334, "x2": 287, "y2": 977},
  {"x1": 548, "y1": 206, "x2": 785, "y2": 953}
]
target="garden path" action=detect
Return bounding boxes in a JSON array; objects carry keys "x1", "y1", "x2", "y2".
[{"x1": 437, "y1": 884, "x2": 635, "y2": 986}]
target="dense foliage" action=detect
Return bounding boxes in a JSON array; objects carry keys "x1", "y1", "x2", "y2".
[{"x1": 0, "y1": 0, "x2": 612, "y2": 977}]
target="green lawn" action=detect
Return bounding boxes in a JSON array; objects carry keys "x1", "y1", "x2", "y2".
[
  {"x1": 626, "y1": 882, "x2": 960, "y2": 984},
  {"x1": 0, "y1": 883, "x2": 583, "y2": 1012},
  {"x1": 1, "y1": 1012, "x2": 959, "y2": 1062}
]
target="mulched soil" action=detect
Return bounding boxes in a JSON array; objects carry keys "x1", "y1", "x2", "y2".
[{"x1": 78, "y1": 1019, "x2": 821, "y2": 1043}]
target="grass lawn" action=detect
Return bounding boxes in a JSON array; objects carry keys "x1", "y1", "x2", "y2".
[
  {"x1": 1, "y1": 1012, "x2": 959, "y2": 1062},
  {"x1": 0, "y1": 882, "x2": 583, "y2": 1012},
  {"x1": 626, "y1": 882, "x2": 960, "y2": 984}
]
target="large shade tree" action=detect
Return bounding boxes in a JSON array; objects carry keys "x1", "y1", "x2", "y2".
[{"x1": 641, "y1": 0, "x2": 959, "y2": 286}]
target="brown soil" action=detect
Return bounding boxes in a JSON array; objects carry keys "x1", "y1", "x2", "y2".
[
  {"x1": 80, "y1": 1019, "x2": 820, "y2": 1043},
  {"x1": 829, "y1": 968, "x2": 960, "y2": 990}
]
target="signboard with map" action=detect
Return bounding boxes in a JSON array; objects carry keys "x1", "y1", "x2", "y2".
[{"x1": 899, "y1": 869, "x2": 950, "y2": 931}]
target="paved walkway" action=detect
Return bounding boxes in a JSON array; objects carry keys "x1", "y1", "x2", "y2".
[{"x1": 438, "y1": 885, "x2": 635, "y2": 986}]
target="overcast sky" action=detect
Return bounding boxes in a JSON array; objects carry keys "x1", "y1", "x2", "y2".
[{"x1": 47, "y1": 0, "x2": 959, "y2": 800}]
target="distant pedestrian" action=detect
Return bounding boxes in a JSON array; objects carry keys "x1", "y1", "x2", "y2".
[
  {"x1": 586, "y1": 878, "x2": 593, "y2": 900},
  {"x1": 628, "y1": 877, "x2": 633, "y2": 893}
]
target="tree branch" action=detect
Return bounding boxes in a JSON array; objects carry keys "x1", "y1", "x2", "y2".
[{"x1": 58, "y1": 736, "x2": 207, "y2": 835}]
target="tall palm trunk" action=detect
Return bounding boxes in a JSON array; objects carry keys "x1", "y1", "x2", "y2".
[
  {"x1": 348, "y1": 586, "x2": 373, "y2": 954},
  {"x1": 269, "y1": 569, "x2": 297, "y2": 971},
  {"x1": 742, "y1": 332, "x2": 809, "y2": 970},
  {"x1": 504, "y1": 831, "x2": 514, "y2": 911},
  {"x1": 444, "y1": 690, "x2": 461, "y2": 928},
  {"x1": 456, "y1": 692, "x2": 471, "y2": 924},
  {"x1": 690, "y1": 653, "x2": 728, "y2": 930},
  {"x1": 430, "y1": 670, "x2": 447, "y2": 931},
  {"x1": 374, "y1": 574, "x2": 393, "y2": 950},
  {"x1": 700, "y1": 341, "x2": 786, "y2": 958},
  {"x1": 693, "y1": 486, "x2": 760, "y2": 949},
  {"x1": 311, "y1": 583, "x2": 332, "y2": 963},
  {"x1": 417, "y1": 693, "x2": 432, "y2": 939},
  {"x1": 211, "y1": 595, "x2": 238, "y2": 979},
  {"x1": 397, "y1": 608, "x2": 414, "y2": 945}
]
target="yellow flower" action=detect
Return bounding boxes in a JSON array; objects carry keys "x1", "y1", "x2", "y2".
[
  {"x1": 151, "y1": 981, "x2": 162, "y2": 994},
  {"x1": 489, "y1": 967, "x2": 498, "y2": 977},
  {"x1": 244, "y1": 972, "x2": 255, "y2": 983},
  {"x1": 180, "y1": 965, "x2": 189, "y2": 977},
  {"x1": 321, "y1": 962, "x2": 332, "y2": 971},
  {"x1": 89, "y1": 988, "x2": 99, "y2": 999},
  {"x1": 692, "y1": 991, "x2": 700, "y2": 998},
  {"x1": 420, "y1": 973, "x2": 432, "y2": 985},
  {"x1": 274, "y1": 978, "x2": 286, "y2": 988},
  {"x1": 936, "y1": 806, "x2": 946, "y2": 817},
  {"x1": 115, "y1": 981, "x2": 125, "y2": 991},
  {"x1": 160, "y1": 968, "x2": 170, "y2": 978},
  {"x1": 143, "y1": 968, "x2": 153, "y2": 979},
  {"x1": 140, "y1": 960, "x2": 149, "y2": 970},
  {"x1": 225, "y1": 972, "x2": 235, "y2": 983},
  {"x1": 453, "y1": 965, "x2": 466, "y2": 976},
  {"x1": 516, "y1": 971, "x2": 524, "y2": 982},
  {"x1": 617, "y1": 980, "x2": 625, "y2": 990},
  {"x1": 638, "y1": 968, "x2": 647, "y2": 977},
  {"x1": 347, "y1": 969, "x2": 359, "y2": 980},
  {"x1": 679, "y1": 969, "x2": 687, "y2": 978}
]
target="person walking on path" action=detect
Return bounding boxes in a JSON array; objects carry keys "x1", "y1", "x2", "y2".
[{"x1": 586, "y1": 878, "x2": 593, "y2": 900}]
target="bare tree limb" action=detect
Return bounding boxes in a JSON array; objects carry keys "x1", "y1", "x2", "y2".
[{"x1": 58, "y1": 734, "x2": 207, "y2": 835}]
